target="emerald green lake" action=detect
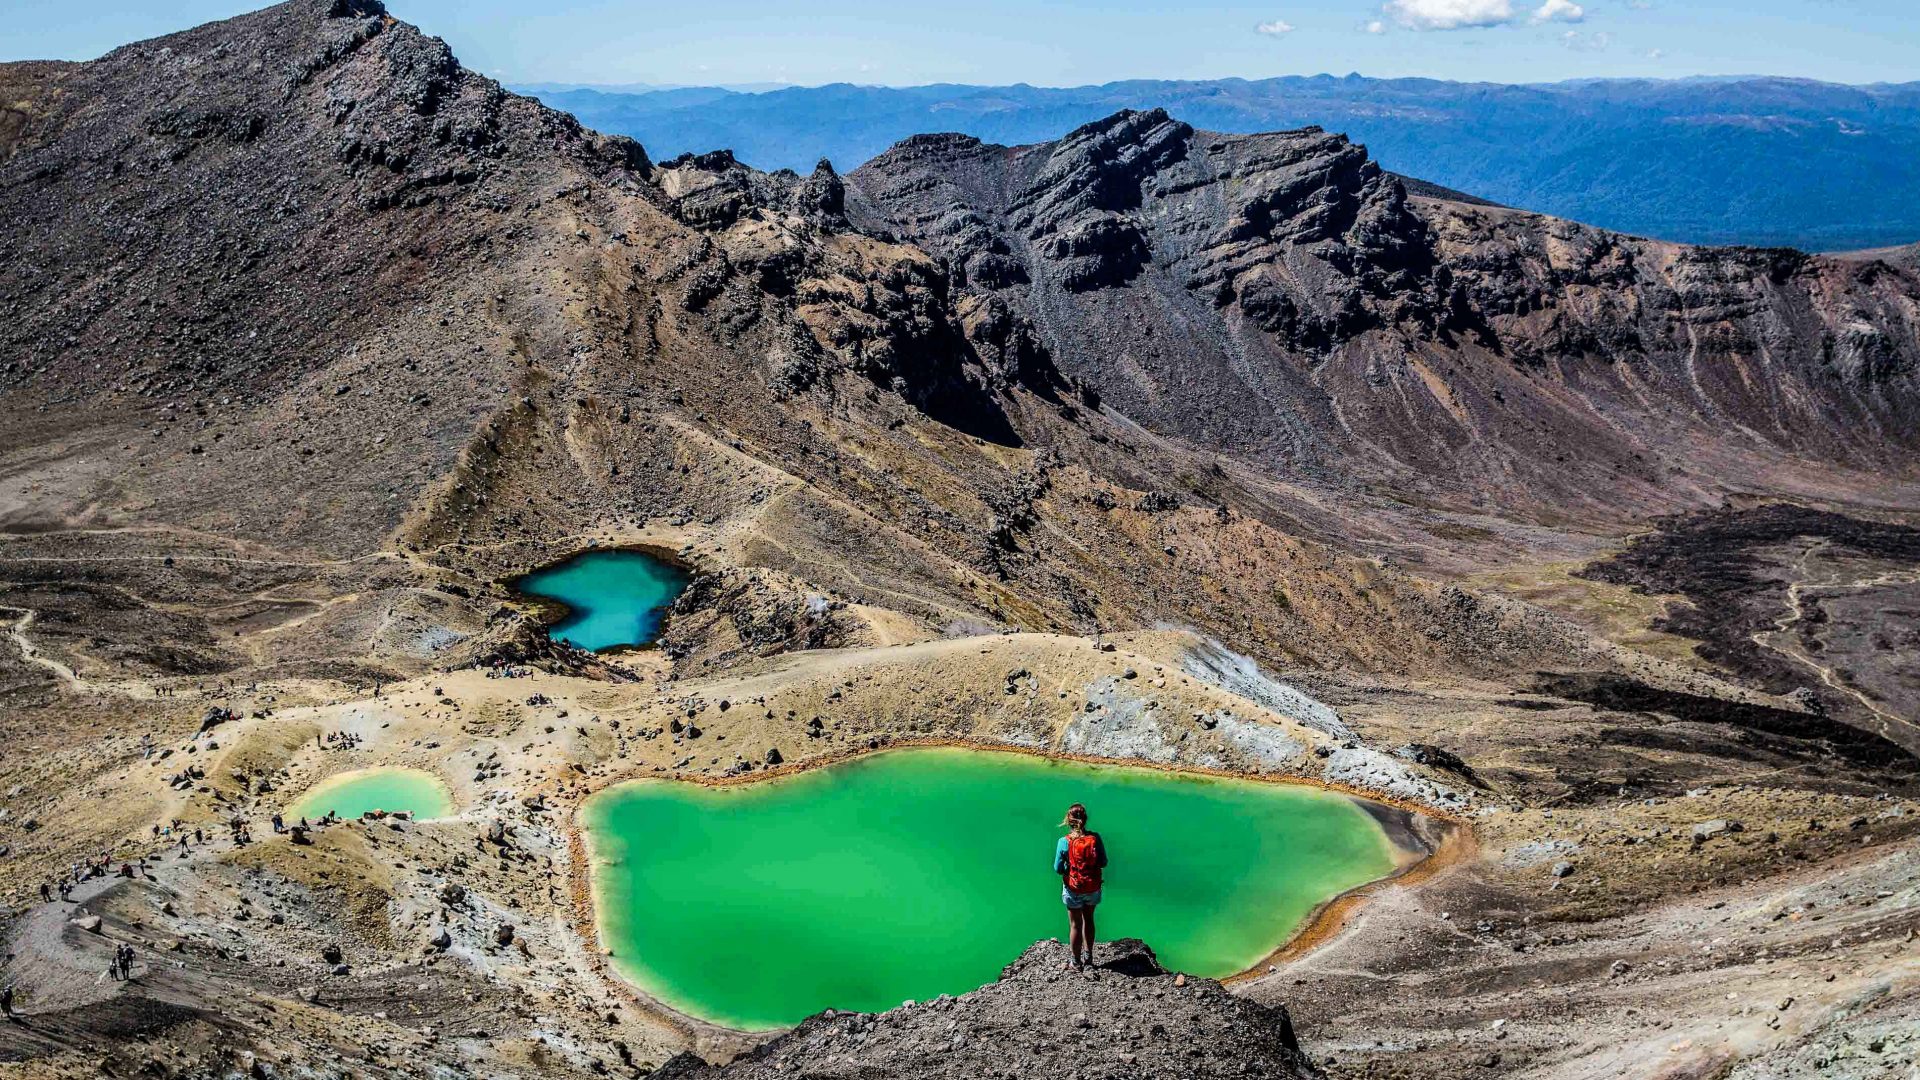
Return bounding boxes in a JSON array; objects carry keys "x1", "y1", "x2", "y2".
[
  {"x1": 288, "y1": 767, "x2": 455, "y2": 821},
  {"x1": 515, "y1": 549, "x2": 689, "y2": 652},
  {"x1": 583, "y1": 747, "x2": 1401, "y2": 1030}
]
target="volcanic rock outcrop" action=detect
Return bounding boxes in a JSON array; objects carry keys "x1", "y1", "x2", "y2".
[
  {"x1": 848, "y1": 111, "x2": 1920, "y2": 523},
  {"x1": 656, "y1": 939, "x2": 1318, "y2": 1080}
]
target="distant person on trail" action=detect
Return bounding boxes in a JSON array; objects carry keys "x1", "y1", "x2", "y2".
[{"x1": 1054, "y1": 802, "x2": 1108, "y2": 971}]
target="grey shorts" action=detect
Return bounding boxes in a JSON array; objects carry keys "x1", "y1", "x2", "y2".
[{"x1": 1062, "y1": 886, "x2": 1102, "y2": 909}]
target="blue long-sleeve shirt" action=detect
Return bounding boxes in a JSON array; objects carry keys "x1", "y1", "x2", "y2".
[{"x1": 1054, "y1": 832, "x2": 1108, "y2": 876}]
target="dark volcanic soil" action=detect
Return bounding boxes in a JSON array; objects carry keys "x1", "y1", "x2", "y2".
[{"x1": 1584, "y1": 503, "x2": 1920, "y2": 751}]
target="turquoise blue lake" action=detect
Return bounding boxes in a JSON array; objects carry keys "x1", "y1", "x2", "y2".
[
  {"x1": 288, "y1": 767, "x2": 454, "y2": 821},
  {"x1": 515, "y1": 549, "x2": 689, "y2": 651}
]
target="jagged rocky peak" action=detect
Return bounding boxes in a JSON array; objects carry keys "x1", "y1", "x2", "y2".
[
  {"x1": 848, "y1": 104, "x2": 1920, "y2": 482},
  {"x1": 798, "y1": 157, "x2": 846, "y2": 217},
  {"x1": 1001, "y1": 109, "x2": 1188, "y2": 291},
  {"x1": 885, "y1": 130, "x2": 993, "y2": 162},
  {"x1": 850, "y1": 106, "x2": 1440, "y2": 333},
  {"x1": 1013, "y1": 107, "x2": 1193, "y2": 230},
  {"x1": 639, "y1": 146, "x2": 1019, "y2": 438},
  {"x1": 655, "y1": 148, "x2": 846, "y2": 229}
]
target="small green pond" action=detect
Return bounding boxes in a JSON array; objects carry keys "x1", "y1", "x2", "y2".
[
  {"x1": 288, "y1": 767, "x2": 455, "y2": 822},
  {"x1": 515, "y1": 549, "x2": 689, "y2": 652},
  {"x1": 583, "y1": 747, "x2": 1401, "y2": 1030}
]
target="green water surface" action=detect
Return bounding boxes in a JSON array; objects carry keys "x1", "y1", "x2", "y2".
[
  {"x1": 288, "y1": 767, "x2": 455, "y2": 821},
  {"x1": 515, "y1": 549, "x2": 689, "y2": 652},
  {"x1": 584, "y1": 747, "x2": 1399, "y2": 1029}
]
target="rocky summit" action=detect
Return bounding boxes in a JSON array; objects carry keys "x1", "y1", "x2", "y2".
[
  {"x1": 847, "y1": 108, "x2": 1920, "y2": 521},
  {"x1": 2, "y1": 3, "x2": 1919, "y2": 1080}
]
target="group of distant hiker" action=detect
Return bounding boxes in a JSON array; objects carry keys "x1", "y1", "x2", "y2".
[
  {"x1": 32, "y1": 813, "x2": 253, "y2": 919},
  {"x1": 41, "y1": 851, "x2": 151, "y2": 902},
  {"x1": 5, "y1": 804, "x2": 375, "y2": 1021},
  {"x1": 106, "y1": 943, "x2": 138, "y2": 982}
]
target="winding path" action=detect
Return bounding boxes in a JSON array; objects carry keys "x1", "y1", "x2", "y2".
[
  {"x1": 0, "y1": 605, "x2": 104, "y2": 695},
  {"x1": 1750, "y1": 539, "x2": 1920, "y2": 747}
]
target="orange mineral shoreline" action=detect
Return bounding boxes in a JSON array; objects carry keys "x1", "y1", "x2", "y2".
[{"x1": 1224, "y1": 814, "x2": 1475, "y2": 985}]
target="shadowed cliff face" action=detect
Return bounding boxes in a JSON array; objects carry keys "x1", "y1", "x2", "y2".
[
  {"x1": 848, "y1": 111, "x2": 1920, "y2": 522},
  {"x1": 646, "y1": 148, "x2": 1017, "y2": 443}
]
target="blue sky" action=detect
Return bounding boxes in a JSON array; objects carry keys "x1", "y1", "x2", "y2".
[{"x1": 3, "y1": 0, "x2": 1915, "y2": 87}]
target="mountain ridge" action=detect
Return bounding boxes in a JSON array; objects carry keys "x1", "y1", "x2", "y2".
[
  {"x1": 522, "y1": 72, "x2": 1920, "y2": 249},
  {"x1": 843, "y1": 106, "x2": 1920, "y2": 525}
]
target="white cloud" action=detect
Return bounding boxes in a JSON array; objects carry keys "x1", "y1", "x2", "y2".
[
  {"x1": 1365, "y1": 18, "x2": 1388, "y2": 33},
  {"x1": 1383, "y1": 0, "x2": 1515, "y2": 30},
  {"x1": 1645, "y1": 47, "x2": 1664, "y2": 59},
  {"x1": 1383, "y1": 0, "x2": 1591, "y2": 31},
  {"x1": 1560, "y1": 29, "x2": 1612, "y2": 50},
  {"x1": 1531, "y1": 0, "x2": 1584, "y2": 23},
  {"x1": 1255, "y1": 18, "x2": 1296, "y2": 35}
]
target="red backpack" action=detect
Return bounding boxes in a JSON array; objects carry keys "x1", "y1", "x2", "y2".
[{"x1": 1065, "y1": 832, "x2": 1102, "y2": 893}]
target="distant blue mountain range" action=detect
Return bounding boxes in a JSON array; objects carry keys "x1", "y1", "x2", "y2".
[{"x1": 514, "y1": 75, "x2": 1920, "y2": 251}]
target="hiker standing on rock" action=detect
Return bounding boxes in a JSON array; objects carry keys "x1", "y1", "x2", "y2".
[{"x1": 1054, "y1": 802, "x2": 1108, "y2": 971}]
